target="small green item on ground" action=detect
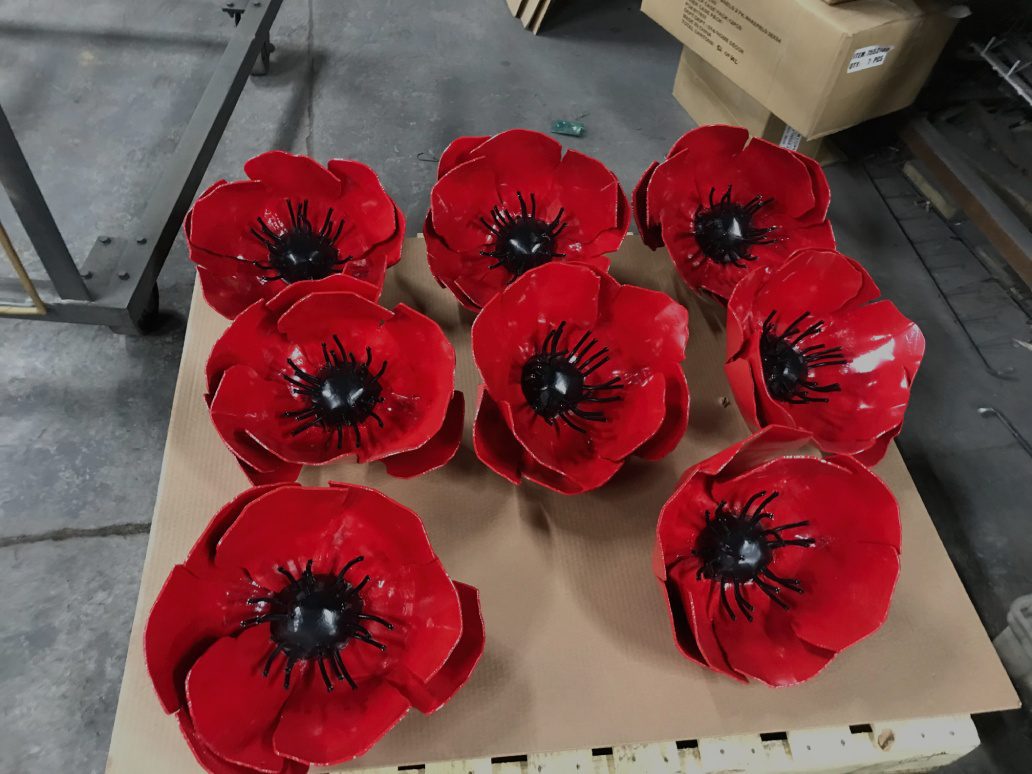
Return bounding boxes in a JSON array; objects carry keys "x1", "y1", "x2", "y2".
[{"x1": 551, "y1": 120, "x2": 585, "y2": 138}]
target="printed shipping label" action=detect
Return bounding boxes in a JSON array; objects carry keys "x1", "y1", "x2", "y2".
[
  {"x1": 779, "y1": 126, "x2": 803, "y2": 151},
  {"x1": 847, "y1": 45, "x2": 893, "y2": 73}
]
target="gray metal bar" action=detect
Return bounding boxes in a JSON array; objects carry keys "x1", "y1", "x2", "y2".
[{"x1": 0, "y1": 102, "x2": 92, "y2": 301}]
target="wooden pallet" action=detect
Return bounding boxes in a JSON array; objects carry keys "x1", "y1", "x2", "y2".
[{"x1": 352, "y1": 714, "x2": 977, "y2": 774}]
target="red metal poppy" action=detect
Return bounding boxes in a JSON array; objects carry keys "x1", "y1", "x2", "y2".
[
  {"x1": 145, "y1": 483, "x2": 485, "y2": 774},
  {"x1": 725, "y1": 248, "x2": 925, "y2": 466},
  {"x1": 470, "y1": 261, "x2": 689, "y2": 494},
  {"x1": 205, "y1": 273, "x2": 464, "y2": 484},
  {"x1": 654, "y1": 426, "x2": 901, "y2": 686},
  {"x1": 186, "y1": 151, "x2": 405, "y2": 318},
  {"x1": 633, "y1": 125, "x2": 835, "y2": 301},
  {"x1": 424, "y1": 129, "x2": 630, "y2": 310}
]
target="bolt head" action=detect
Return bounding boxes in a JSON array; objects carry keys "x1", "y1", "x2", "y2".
[
  {"x1": 118, "y1": 271, "x2": 131, "y2": 281},
  {"x1": 99, "y1": 236, "x2": 111, "y2": 245},
  {"x1": 81, "y1": 271, "x2": 93, "y2": 280},
  {"x1": 136, "y1": 236, "x2": 148, "y2": 245}
]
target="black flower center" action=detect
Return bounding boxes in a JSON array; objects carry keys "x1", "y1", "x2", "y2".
[
  {"x1": 693, "y1": 185, "x2": 777, "y2": 268},
  {"x1": 520, "y1": 320, "x2": 623, "y2": 433},
  {"x1": 693, "y1": 492, "x2": 815, "y2": 622},
  {"x1": 760, "y1": 310, "x2": 847, "y2": 404},
  {"x1": 249, "y1": 199, "x2": 350, "y2": 283},
  {"x1": 242, "y1": 557, "x2": 393, "y2": 691},
  {"x1": 480, "y1": 191, "x2": 567, "y2": 280},
  {"x1": 283, "y1": 336, "x2": 386, "y2": 449}
]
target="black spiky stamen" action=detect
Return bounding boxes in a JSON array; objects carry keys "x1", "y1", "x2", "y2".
[
  {"x1": 693, "y1": 185, "x2": 778, "y2": 268},
  {"x1": 247, "y1": 198, "x2": 350, "y2": 283},
  {"x1": 520, "y1": 320, "x2": 623, "y2": 434},
  {"x1": 242, "y1": 557, "x2": 393, "y2": 691},
  {"x1": 692, "y1": 492, "x2": 815, "y2": 622},
  {"x1": 282, "y1": 337, "x2": 386, "y2": 449},
  {"x1": 479, "y1": 191, "x2": 567, "y2": 280},
  {"x1": 760, "y1": 310, "x2": 848, "y2": 404}
]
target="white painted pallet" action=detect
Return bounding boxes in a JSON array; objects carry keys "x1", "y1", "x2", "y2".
[{"x1": 350, "y1": 714, "x2": 977, "y2": 774}]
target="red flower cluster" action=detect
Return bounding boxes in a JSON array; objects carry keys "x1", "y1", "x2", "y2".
[
  {"x1": 425, "y1": 129, "x2": 630, "y2": 310},
  {"x1": 634, "y1": 125, "x2": 835, "y2": 301},
  {"x1": 146, "y1": 483, "x2": 484, "y2": 774},
  {"x1": 186, "y1": 151, "x2": 404, "y2": 318},
  {"x1": 654, "y1": 427, "x2": 901, "y2": 685},
  {"x1": 471, "y1": 262, "x2": 689, "y2": 494},
  {"x1": 725, "y1": 248, "x2": 925, "y2": 465},
  {"x1": 206, "y1": 274, "x2": 463, "y2": 484}
]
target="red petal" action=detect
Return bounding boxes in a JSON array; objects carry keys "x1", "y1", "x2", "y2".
[
  {"x1": 551, "y1": 148, "x2": 623, "y2": 250},
  {"x1": 582, "y1": 368, "x2": 667, "y2": 463},
  {"x1": 179, "y1": 711, "x2": 307, "y2": 774},
  {"x1": 666, "y1": 562, "x2": 746, "y2": 681},
  {"x1": 430, "y1": 156, "x2": 500, "y2": 253},
  {"x1": 185, "y1": 626, "x2": 294, "y2": 772},
  {"x1": 206, "y1": 301, "x2": 287, "y2": 394},
  {"x1": 188, "y1": 179, "x2": 284, "y2": 265},
  {"x1": 472, "y1": 387, "x2": 523, "y2": 485},
  {"x1": 635, "y1": 365, "x2": 690, "y2": 460},
  {"x1": 851, "y1": 426, "x2": 898, "y2": 467},
  {"x1": 790, "y1": 542, "x2": 899, "y2": 653},
  {"x1": 272, "y1": 678, "x2": 410, "y2": 766},
  {"x1": 326, "y1": 158, "x2": 403, "y2": 257},
  {"x1": 732, "y1": 138, "x2": 816, "y2": 218},
  {"x1": 603, "y1": 281, "x2": 689, "y2": 369},
  {"x1": 146, "y1": 566, "x2": 244, "y2": 714},
  {"x1": 196, "y1": 265, "x2": 268, "y2": 320},
  {"x1": 632, "y1": 161, "x2": 664, "y2": 249},
  {"x1": 437, "y1": 135, "x2": 490, "y2": 178},
  {"x1": 388, "y1": 581, "x2": 485, "y2": 714},
  {"x1": 244, "y1": 151, "x2": 341, "y2": 200},
  {"x1": 666, "y1": 124, "x2": 750, "y2": 160},
  {"x1": 467, "y1": 129, "x2": 563, "y2": 201},
  {"x1": 264, "y1": 272, "x2": 380, "y2": 315},
  {"x1": 382, "y1": 390, "x2": 465, "y2": 478},
  {"x1": 212, "y1": 485, "x2": 437, "y2": 591},
  {"x1": 794, "y1": 151, "x2": 831, "y2": 224},
  {"x1": 711, "y1": 589, "x2": 835, "y2": 686},
  {"x1": 425, "y1": 218, "x2": 506, "y2": 310}
]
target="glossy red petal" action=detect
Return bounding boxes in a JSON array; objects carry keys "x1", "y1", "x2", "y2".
[
  {"x1": 146, "y1": 566, "x2": 243, "y2": 714},
  {"x1": 265, "y1": 271, "x2": 380, "y2": 315},
  {"x1": 424, "y1": 216, "x2": 504, "y2": 311},
  {"x1": 635, "y1": 365, "x2": 690, "y2": 460},
  {"x1": 732, "y1": 138, "x2": 816, "y2": 218},
  {"x1": 790, "y1": 542, "x2": 900, "y2": 654},
  {"x1": 551, "y1": 148, "x2": 624, "y2": 250},
  {"x1": 666, "y1": 124, "x2": 750, "y2": 160},
  {"x1": 430, "y1": 156, "x2": 501, "y2": 253},
  {"x1": 186, "y1": 626, "x2": 294, "y2": 772},
  {"x1": 472, "y1": 387, "x2": 523, "y2": 485},
  {"x1": 711, "y1": 590, "x2": 836, "y2": 686},
  {"x1": 795, "y1": 151, "x2": 831, "y2": 224},
  {"x1": 179, "y1": 710, "x2": 307, "y2": 774},
  {"x1": 851, "y1": 425, "x2": 899, "y2": 466},
  {"x1": 603, "y1": 281, "x2": 688, "y2": 369},
  {"x1": 213, "y1": 485, "x2": 437, "y2": 591},
  {"x1": 724, "y1": 358, "x2": 762, "y2": 429},
  {"x1": 584, "y1": 368, "x2": 667, "y2": 462},
  {"x1": 206, "y1": 301, "x2": 288, "y2": 394},
  {"x1": 244, "y1": 151, "x2": 342, "y2": 200},
  {"x1": 325, "y1": 158, "x2": 403, "y2": 258},
  {"x1": 196, "y1": 265, "x2": 269, "y2": 320},
  {"x1": 469, "y1": 129, "x2": 563, "y2": 200},
  {"x1": 388, "y1": 581, "x2": 485, "y2": 714},
  {"x1": 437, "y1": 135, "x2": 491, "y2": 178},
  {"x1": 382, "y1": 390, "x2": 465, "y2": 478},
  {"x1": 188, "y1": 179, "x2": 281, "y2": 265},
  {"x1": 272, "y1": 677, "x2": 411, "y2": 766},
  {"x1": 632, "y1": 161, "x2": 664, "y2": 249},
  {"x1": 666, "y1": 562, "x2": 746, "y2": 681}
]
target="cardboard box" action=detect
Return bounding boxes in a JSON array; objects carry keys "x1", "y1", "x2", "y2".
[
  {"x1": 507, "y1": 0, "x2": 562, "y2": 34},
  {"x1": 673, "y1": 45, "x2": 832, "y2": 162},
  {"x1": 641, "y1": 0, "x2": 958, "y2": 138},
  {"x1": 106, "y1": 237, "x2": 1017, "y2": 772}
]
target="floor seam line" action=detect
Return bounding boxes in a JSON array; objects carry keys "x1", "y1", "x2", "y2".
[{"x1": 0, "y1": 522, "x2": 152, "y2": 549}]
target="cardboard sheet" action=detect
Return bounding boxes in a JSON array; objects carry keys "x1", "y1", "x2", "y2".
[{"x1": 106, "y1": 238, "x2": 1018, "y2": 772}]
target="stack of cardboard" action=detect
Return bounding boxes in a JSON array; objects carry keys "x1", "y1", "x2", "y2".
[
  {"x1": 642, "y1": 0, "x2": 962, "y2": 160},
  {"x1": 506, "y1": 0, "x2": 563, "y2": 34}
]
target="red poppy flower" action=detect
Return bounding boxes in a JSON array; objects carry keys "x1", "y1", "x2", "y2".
[
  {"x1": 186, "y1": 151, "x2": 405, "y2": 318},
  {"x1": 145, "y1": 482, "x2": 485, "y2": 774},
  {"x1": 633, "y1": 125, "x2": 835, "y2": 301},
  {"x1": 205, "y1": 273, "x2": 464, "y2": 485},
  {"x1": 424, "y1": 129, "x2": 630, "y2": 310},
  {"x1": 470, "y1": 261, "x2": 689, "y2": 494},
  {"x1": 654, "y1": 426, "x2": 901, "y2": 686},
  {"x1": 725, "y1": 248, "x2": 925, "y2": 466}
]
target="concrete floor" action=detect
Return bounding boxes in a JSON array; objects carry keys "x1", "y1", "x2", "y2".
[{"x1": 0, "y1": 1, "x2": 1029, "y2": 772}]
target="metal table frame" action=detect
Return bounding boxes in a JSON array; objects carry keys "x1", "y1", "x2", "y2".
[{"x1": 0, "y1": 0, "x2": 283, "y2": 333}]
